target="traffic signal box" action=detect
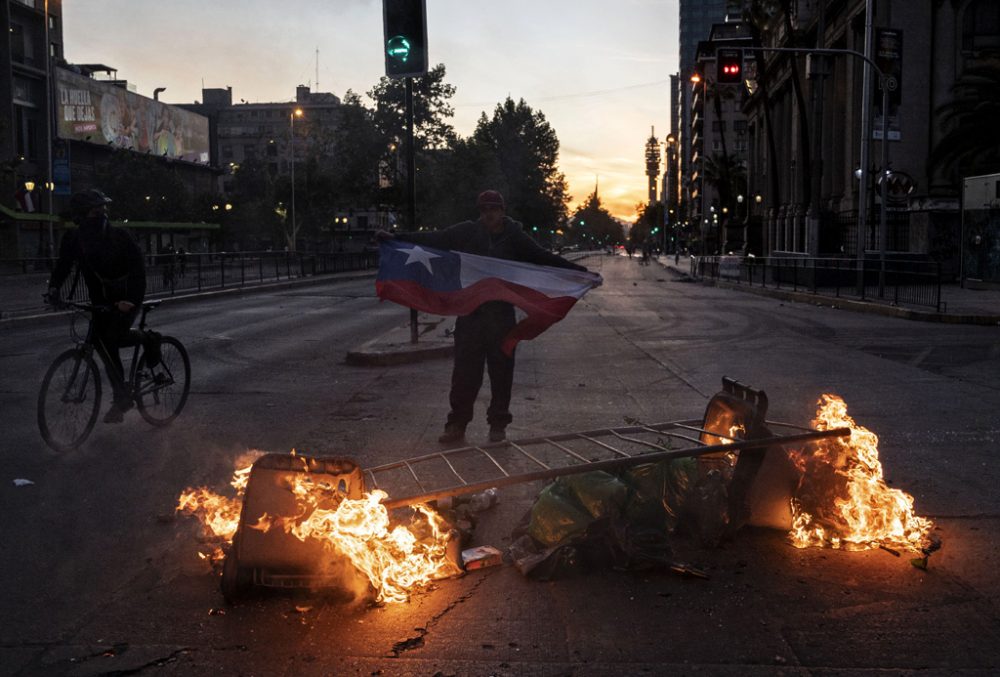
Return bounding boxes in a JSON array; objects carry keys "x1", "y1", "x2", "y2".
[
  {"x1": 383, "y1": 0, "x2": 428, "y2": 79},
  {"x1": 717, "y1": 48, "x2": 743, "y2": 84}
]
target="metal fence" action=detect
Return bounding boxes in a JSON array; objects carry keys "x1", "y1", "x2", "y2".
[
  {"x1": 690, "y1": 255, "x2": 943, "y2": 312},
  {"x1": 4, "y1": 250, "x2": 379, "y2": 305}
]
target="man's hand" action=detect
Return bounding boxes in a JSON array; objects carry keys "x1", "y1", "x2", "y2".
[
  {"x1": 374, "y1": 230, "x2": 395, "y2": 242},
  {"x1": 115, "y1": 301, "x2": 136, "y2": 313}
]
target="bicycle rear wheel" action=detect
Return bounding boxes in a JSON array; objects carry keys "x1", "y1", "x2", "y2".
[
  {"x1": 134, "y1": 336, "x2": 190, "y2": 426},
  {"x1": 38, "y1": 348, "x2": 102, "y2": 452}
]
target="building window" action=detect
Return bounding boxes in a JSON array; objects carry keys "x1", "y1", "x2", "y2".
[
  {"x1": 734, "y1": 120, "x2": 748, "y2": 134},
  {"x1": 48, "y1": 15, "x2": 57, "y2": 30},
  {"x1": 243, "y1": 144, "x2": 256, "y2": 158},
  {"x1": 50, "y1": 42, "x2": 60, "y2": 58},
  {"x1": 963, "y1": 0, "x2": 1000, "y2": 52},
  {"x1": 712, "y1": 120, "x2": 726, "y2": 132},
  {"x1": 221, "y1": 145, "x2": 233, "y2": 160}
]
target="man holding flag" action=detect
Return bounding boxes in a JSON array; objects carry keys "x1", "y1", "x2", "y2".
[{"x1": 376, "y1": 190, "x2": 601, "y2": 445}]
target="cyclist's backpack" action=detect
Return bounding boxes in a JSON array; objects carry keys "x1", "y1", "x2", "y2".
[{"x1": 143, "y1": 330, "x2": 163, "y2": 367}]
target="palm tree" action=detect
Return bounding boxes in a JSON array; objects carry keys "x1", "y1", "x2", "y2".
[{"x1": 930, "y1": 65, "x2": 1000, "y2": 180}]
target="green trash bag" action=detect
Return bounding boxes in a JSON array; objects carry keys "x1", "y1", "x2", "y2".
[
  {"x1": 623, "y1": 457, "x2": 698, "y2": 531},
  {"x1": 561, "y1": 471, "x2": 629, "y2": 519},
  {"x1": 527, "y1": 481, "x2": 595, "y2": 547}
]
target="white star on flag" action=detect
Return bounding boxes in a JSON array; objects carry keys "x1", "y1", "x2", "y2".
[{"x1": 402, "y1": 245, "x2": 440, "y2": 273}]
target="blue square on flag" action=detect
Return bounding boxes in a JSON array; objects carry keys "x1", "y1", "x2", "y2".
[{"x1": 378, "y1": 243, "x2": 461, "y2": 292}]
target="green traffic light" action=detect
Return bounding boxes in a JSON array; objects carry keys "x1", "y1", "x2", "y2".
[{"x1": 387, "y1": 35, "x2": 411, "y2": 62}]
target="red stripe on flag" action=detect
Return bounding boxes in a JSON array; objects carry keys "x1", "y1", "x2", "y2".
[{"x1": 376, "y1": 278, "x2": 580, "y2": 355}]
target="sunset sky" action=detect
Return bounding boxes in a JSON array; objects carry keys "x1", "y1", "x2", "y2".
[{"x1": 63, "y1": 0, "x2": 680, "y2": 222}]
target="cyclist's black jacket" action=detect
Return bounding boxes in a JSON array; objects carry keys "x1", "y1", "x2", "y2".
[{"x1": 49, "y1": 221, "x2": 146, "y2": 306}]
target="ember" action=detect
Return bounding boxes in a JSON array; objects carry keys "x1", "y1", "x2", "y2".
[
  {"x1": 177, "y1": 451, "x2": 458, "y2": 603},
  {"x1": 788, "y1": 394, "x2": 935, "y2": 554}
]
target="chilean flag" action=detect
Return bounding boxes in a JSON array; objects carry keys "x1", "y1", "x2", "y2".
[{"x1": 376, "y1": 240, "x2": 602, "y2": 355}]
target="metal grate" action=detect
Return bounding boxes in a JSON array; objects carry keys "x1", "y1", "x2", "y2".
[{"x1": 367, "y1": 419, "x2": 849, "y2": 509}]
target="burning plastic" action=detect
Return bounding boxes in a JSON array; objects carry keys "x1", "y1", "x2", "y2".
[
  {"x1": 788, "y1": 394, "x2": 936, "y2": 555},
  {"x1": 176, "y1": 451, "x2": 460, "y2": 604}
]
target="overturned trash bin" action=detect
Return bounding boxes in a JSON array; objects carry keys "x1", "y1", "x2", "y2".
[
  {"x1": 220, "y1": 452, "x2": 462, "y2": 604},
  {"x1": 221, "y1": 454, "x2": 371, "y2": 603}
]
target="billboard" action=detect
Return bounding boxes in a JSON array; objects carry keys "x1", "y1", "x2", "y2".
[{"x1": 55, "y1": 68, "x2": 209, "y2": 164}]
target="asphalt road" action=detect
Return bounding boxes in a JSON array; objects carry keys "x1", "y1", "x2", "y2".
[{"x1": 1, "y1": 255, "x2": 998, "y2": 676}]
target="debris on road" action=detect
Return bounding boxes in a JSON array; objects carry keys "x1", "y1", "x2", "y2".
[{"x1": 462, "y1": 545, "x2": 503, "y2": 570}]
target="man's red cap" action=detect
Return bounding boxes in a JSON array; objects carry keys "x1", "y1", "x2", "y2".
[{"x1": 477, "y1": 190, "x2": 505, "y2": 210}]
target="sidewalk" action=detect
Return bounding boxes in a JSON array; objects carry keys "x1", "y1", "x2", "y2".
[{"x1": 655, "y1": 255, "x2": 1000, "y2": 326}]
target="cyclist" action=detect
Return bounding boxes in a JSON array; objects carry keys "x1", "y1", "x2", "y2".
[{"x1": 46, "y1": 189, "x2": 147, "y2": 423}]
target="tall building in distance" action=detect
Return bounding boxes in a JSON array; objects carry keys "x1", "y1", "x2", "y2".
[{"x1": 676, "y1": 0, "x2": 728, "y2": 211}]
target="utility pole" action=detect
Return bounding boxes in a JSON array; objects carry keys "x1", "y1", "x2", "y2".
[
  {"x1": 857, "y1": 0, "x2": 874, "y2": 292},
  {"x1": 405, "y1": 76, "x2": 418, "y2": 343}
]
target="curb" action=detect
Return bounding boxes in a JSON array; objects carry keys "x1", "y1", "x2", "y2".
[{"x1": 345, "y1": 318, "x2": 454, "y2": 367}]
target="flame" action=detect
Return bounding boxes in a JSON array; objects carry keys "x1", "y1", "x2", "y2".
[
  {"x1": 286, "y1": 484, "x2": 459, "y2": 604},
  {"x1": 176, "y1": 451, "x2": 459, "y2": 603},
  {"x1": 788, "y1": 394, "x2": 934, "y2": 553},
  {"x1": 176, "y1": 463, "x2": 253, "y2": 562}
]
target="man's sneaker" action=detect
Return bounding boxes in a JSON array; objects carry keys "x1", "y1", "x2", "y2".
[
  {"x1": 488, "y1": 426, "x2": 507, "y2": 443},
  {"x1": 438, "y1": 425, "x2": 466, "y2": 445}
]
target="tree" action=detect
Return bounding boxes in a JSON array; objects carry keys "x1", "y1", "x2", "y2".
[
  {"x1": 472, "y1": 97, "x2": 570, "y2": 231},
  {"x1": 368, "y1": 64, "x2": 458, "y2": 151},
  {"x1": 571, "y1": 191, "x2": 622, "y2": 246},
  {"x1": 226, "y1": 156, "x2": 281, "y2": 249},
  {"x1": 633, "y1": 201, "x2": 664, "y2": 246},
  {"x1": 95, "y1": 150, "x2": 192, "y2": 221},
  {"x1": 930, "y1": 64, "x2": 1000, "y2": 181},
  {"x1": 367, "y1": 64, "x2": 459, "y2": 227},
  {"x1": 331, "y1": 90, "x2": 385, "y2": 209},
  {"x1": 703, "y1": 152, "x2": 747, "y2": 214}
]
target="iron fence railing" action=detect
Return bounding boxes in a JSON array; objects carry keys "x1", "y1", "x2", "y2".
[
  {"x1": 690, "y1": 255, "x2": 943, "y2": 312},
  {"x1": 2, "y1": 250, "x2": 379, "y2": 305}
]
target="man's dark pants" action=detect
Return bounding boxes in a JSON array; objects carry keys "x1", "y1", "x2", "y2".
[
  {"x1": 93, "y1": 307, "x2": 139, "y2": 407},
  {"x1": 446, "y1": 304, "x2": 516, "y2": 430}
]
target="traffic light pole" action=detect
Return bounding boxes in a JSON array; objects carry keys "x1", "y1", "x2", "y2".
[{"x1": 405, "y1": 76, "x2": 419, "y2": 343}]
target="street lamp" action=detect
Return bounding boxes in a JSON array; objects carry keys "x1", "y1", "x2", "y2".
[
  {"x1": 690, "y1": 71, "x2": 709, "y2": 254},
  {"x1": 289, "y1": 108, "x2": 304, "y2": 251}
]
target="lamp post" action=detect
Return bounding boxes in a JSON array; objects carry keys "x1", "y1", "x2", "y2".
[
  {"x1": 690, "y1": 71, "x2": 709, "y2": 254},
  {"x1": 289, "y1": 108, "x2": 304, "y2": 251},
  {"x1": 665, "y1": 133, "x2": 678, "y2": 253}
]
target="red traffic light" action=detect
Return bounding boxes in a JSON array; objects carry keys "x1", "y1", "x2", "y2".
[{"x1": 717, "y1": 48, "x2": 743, "y2": 84}]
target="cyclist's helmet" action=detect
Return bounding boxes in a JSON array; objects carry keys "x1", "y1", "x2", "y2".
[{"x1": 70, "y1": 188, "x2": 112, "y2": 219}]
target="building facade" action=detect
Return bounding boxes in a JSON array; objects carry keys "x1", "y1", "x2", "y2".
[
  {"x1": 184, "y1": 85, "x2": 390, "y2": 250},
  {"x1": 741, "y1": 0, "x2": 998, "y2": 268},
  {"x1": 1, "y1": 0, "x2": 218, "y2": 258}
]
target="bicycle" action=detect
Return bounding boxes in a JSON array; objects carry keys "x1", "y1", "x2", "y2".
[{"x1": 37, "y1": 299, "x2": 191, "y2": 452}]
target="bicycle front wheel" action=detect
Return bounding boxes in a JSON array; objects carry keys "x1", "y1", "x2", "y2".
[
  {"x1": 38, "y1": 348, "x2": 102, "y2": 452},
  {"x1": 134, "y1": 336, "x2": 191, "y2": 426}
]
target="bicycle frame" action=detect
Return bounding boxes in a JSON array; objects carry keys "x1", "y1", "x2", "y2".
[{"x1": 66, "y1": 301, "x2": 158, "y2": 400}]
